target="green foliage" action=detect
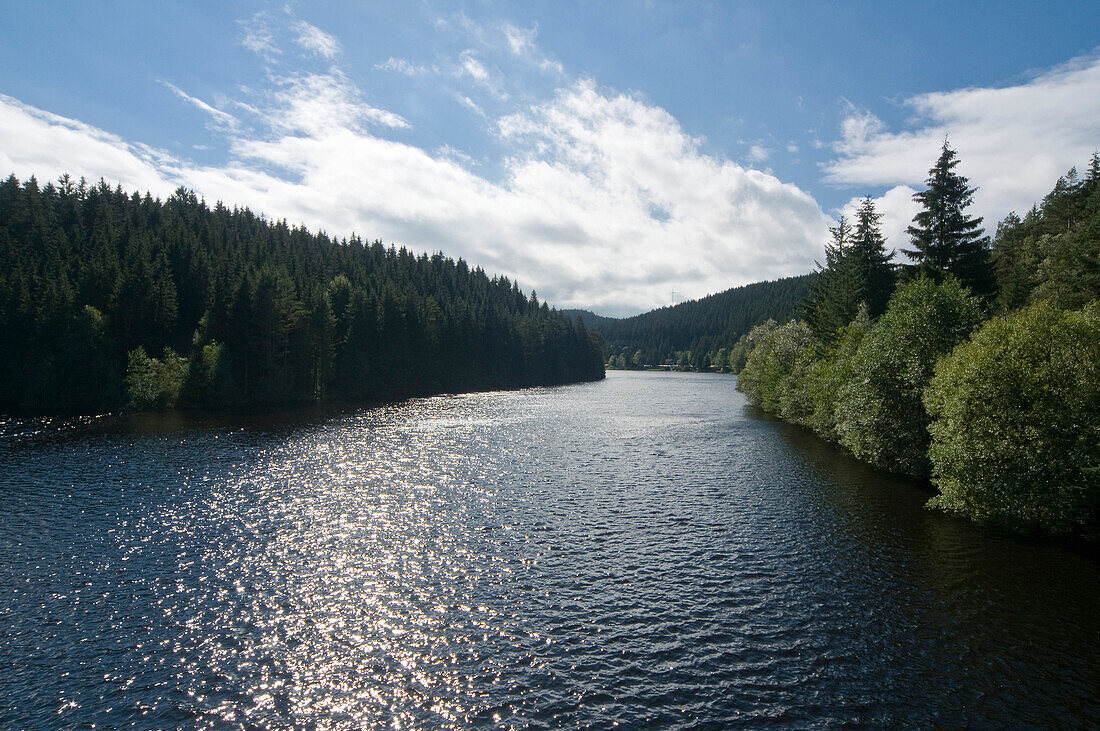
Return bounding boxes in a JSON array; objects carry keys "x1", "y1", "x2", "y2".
[
  {"x1": 585, "y1": 275, "x2": 812, "y2": 369},
  {"x1": 804, "y1": 304, "x2": 872, "y2": 439},
  {"x1": 732, "y1": 156, "x2": 1099, "y2": 536},
  {"x1": 904, "y1": 141, "x2": 994, "y2": 297},
  {"x1": 0, "y1": 174, "x2": 604, "y2": 415},
  {"x1": 803, "y1": 201, "x2": 895, "y2": 341},
  {"x1": 125, "y1": 346, "x2": 188, "y2": 411},
  {"x1": 992, "y1": 155, "x2": 1100, "y2": 312},
  {"x1": 925, "y1": 302, "x2": 1100, "y2": 535},
  {"x1": 736, "y1": 319, "x2": 813, "y2": 418},
  {"x1": 833, "y1": 277, "x2": 983, "y2": 478}
]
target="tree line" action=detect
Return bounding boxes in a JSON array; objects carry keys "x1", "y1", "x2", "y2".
[
  {"x1": 737, "y1": 143, "x2": 1099, "y2": 539},
  {"x1": 0, "y1": 175, "x2": 604, "y2": 414},
  {"x1": 574, "y1": 275, "x2": 812, "y2": 371}
]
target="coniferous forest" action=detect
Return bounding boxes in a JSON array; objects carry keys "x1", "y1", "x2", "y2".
[
  {"x1": 568, "y1": 275, "x2": 812, "y2": 371},
  {"x1": 737, "y1": 143, "x2": 1100, "y2": 539},
  {"x1": 0, "y1": 175, "x2": 605, "y2": 415}
]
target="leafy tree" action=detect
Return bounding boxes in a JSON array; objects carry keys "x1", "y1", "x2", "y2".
[
  {"x1": 991, "y1": 154, "x2": 1100, "y2": 311},
  {"x1": 736, "y1": 319, "x2": 814, "y2": 417},
  {"x1": 833, "y1": 276, "x2": 983, "y2": 478},
  {"x1": 925, "y1": 301, "x2": 1100, "y2": 535},
  {"x1": 804, "y1": 303, "x2": 872, "y2": 440},
  {"x1": 904, "y1": 141, "x2": 993, "y2": 296}
]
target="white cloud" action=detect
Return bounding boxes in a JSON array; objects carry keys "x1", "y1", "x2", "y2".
[
  {"x1": 0, "y1": 74, "x2": 829, "y2": 317},
  {"x1": 376, "y1": 57, "x2": 429, "y2": 76},
  {"x1": 456, "y1": 94, "x2": 485, "y2": 117},
  {"x1": 240, "y1": 12, "x2": 280, "y2": 60},
  {"x1": 838, "y1": 185, "x2": 918, "y2": 262},
  {"x1": 160, "y1": 81, "x2": 239, "y2": 131},
  {"x1": 264, "y1": 70, "x2": 409, "y2": 132},
  {"x1": 0, "y1": 94, "x2": 179, "y2": 195},
  {"x1": 293, "y1": 21, "x2": 341, "y2": 60},
  {"x1": 504, "y1": 23, "x2": 536, "y2": 56},
  {"x1": 457, "y1": 51, "x2": 509, "y2": 102},
  {"x1": 460, "y1": 51, "x2": 489, "y2": 81},
  {"x1": 826, "y1": 52, "x2": 1100, "y2": 246},
  {"x1": 747, "y1": 144, "x2": 769, "y2": 163},
  {"x1": 540, "y1": 59, "x2": 565, "y2": 76}
]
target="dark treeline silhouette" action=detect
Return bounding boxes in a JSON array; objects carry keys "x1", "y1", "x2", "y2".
[
  {"x1": 0, "y1": 174, "x2": 604, "y2": 414},
  {"x1": 567, "y1": 275, "x2": 812, "y2": 370}
]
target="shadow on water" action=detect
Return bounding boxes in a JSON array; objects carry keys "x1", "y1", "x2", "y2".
[
  {"x1": 739, "y1": 402, "x2": 1100, "y2": 724},
  {"x1": 2, "y1": 372, "x2": 1098, "y2": 729}
]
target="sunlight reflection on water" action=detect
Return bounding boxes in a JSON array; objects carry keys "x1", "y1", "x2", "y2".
[{"x1": 1, "y1": 373, "x2": 1098, "y2": 728}]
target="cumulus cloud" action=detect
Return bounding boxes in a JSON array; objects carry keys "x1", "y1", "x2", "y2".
[
  {"x1": 826, "y1": 52, "x2": 1100, "y2": 248},
  {"x1": 293, "y1": 21, "x2": 341, "y2": 59},
  {"x1": 0, "y1": 54, "x2": 830, "y2": 316}
]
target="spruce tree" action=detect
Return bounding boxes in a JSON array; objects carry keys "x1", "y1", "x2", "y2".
[
  {"x1": 904, "y1": 141, "x2": 993, "y2": 296},
  {"x1": 802, "y1": 215, "x2": 862, "y2": 339},
  {"x1": 849, "y1": 197, "x2": 895, "y2": 317}
]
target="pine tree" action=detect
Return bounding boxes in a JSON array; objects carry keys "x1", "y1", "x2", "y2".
[
  {"x1": 802, "y1": 215, "x2": 862, "y2": 339},
  {"x1": 904, "y1": 141, "x2": 993, "y2": 296},
  {"x1": 849, "y1": 197, "x2": 895, "y2": 317}
]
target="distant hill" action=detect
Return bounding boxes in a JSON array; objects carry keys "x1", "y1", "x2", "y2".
[
  {"x1": 575, "y1": 275, "x2": 813, "y2": 369},
  {"x1": 559, "y1": 309, "x2": 618, "y2": 329}
]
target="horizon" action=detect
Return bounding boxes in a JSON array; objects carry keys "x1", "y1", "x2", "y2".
[{"x1": 2, "y1": 1, "x2": 1098, "y2": 316}]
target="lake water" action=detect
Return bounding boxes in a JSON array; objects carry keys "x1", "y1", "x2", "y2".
[{"x1": 1, "y1": 371, "x2": 1097, "y2": 728}]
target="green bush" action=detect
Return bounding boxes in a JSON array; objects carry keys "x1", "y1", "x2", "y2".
[
  {"x1": 925, "y1": 301, "x2": 1100, "y2": 535},
  {"x1": 805, "y1": 304, "x2": 872, "y2": 440},
  {"x1": 834, "y1": 277, "x2": 983, "y2": 478},
  {"x1": 736, "y1": 320, "x2": 813, "y2": 418},
  {"x1": 125, "y1": 346, "x2": 188, "y2": 410}
]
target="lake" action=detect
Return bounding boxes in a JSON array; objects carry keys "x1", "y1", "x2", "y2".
[{"x1": 1, "y1": 370, "x2": 1097, "y2": 728}]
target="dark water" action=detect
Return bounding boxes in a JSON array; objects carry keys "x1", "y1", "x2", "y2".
[{"x1": 1, "y1": 371, "x2": 1097, "y2": 729}]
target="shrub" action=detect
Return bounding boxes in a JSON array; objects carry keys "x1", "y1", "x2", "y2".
[
  {"x1": 736, "y1": 320, "x2": 814, "y2": 418},
  {"x1": 834, "y1": 277, "x2": 983, "y2": 478},
  {"x1": 925, "y1": 301, "x2": 1100, "y2": 535},
  {"x1": 805, "y1": 304, "x2": 872, "y2": 440},
  {"x1": 125, "y1": 346, "x2": 188, "y2": 410}
]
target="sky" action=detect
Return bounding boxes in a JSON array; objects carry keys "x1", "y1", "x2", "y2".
[{"x1": 1, "y1": 2, "x2": 1098, "y2": 316}]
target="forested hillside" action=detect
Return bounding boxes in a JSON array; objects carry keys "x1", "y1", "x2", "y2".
[
  {"x1": 737, "y1": 144, "x2": 1099, "y2": 539},
  {"x1": 0, "y1": 175, "x2": 604, "y2": 414},
  {"x1": 578, "y1": 275, "x2": 812, "y2": 370}
]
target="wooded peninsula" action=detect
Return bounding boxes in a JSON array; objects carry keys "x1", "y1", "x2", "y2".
[{"x1": 0, "y1": 175, "x2": 605, "y2": 414}]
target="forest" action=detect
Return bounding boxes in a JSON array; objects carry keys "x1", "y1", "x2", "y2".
[
  {"x1": 570, "y1": 275, "x2": 812, "y2": 371},
  {"x1": 0, "y1": 175, "x2": 604, "y2": 415},
  {"x1": 736, "y1": 143, "x2": 1099, "y2": 539}
]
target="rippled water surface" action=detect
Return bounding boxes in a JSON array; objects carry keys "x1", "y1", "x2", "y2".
[{"x1": 2, "y1": 371, "x2": 1098, "y2": 728}]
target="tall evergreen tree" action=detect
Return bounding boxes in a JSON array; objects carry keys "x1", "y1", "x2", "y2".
[
  {"x1": 904, "y1": 141, "x2": 993, "y2": 296},
  {"x1": 802, "y1": 215, "x2": 862, "y2": 339},
  {"x1": 849, "y1": 197, "x2": 896, "y2": 317}
]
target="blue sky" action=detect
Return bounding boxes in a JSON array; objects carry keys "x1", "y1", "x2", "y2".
[{"x1": 2, "y1": 1, "x2": 1098, "y2": 315}]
